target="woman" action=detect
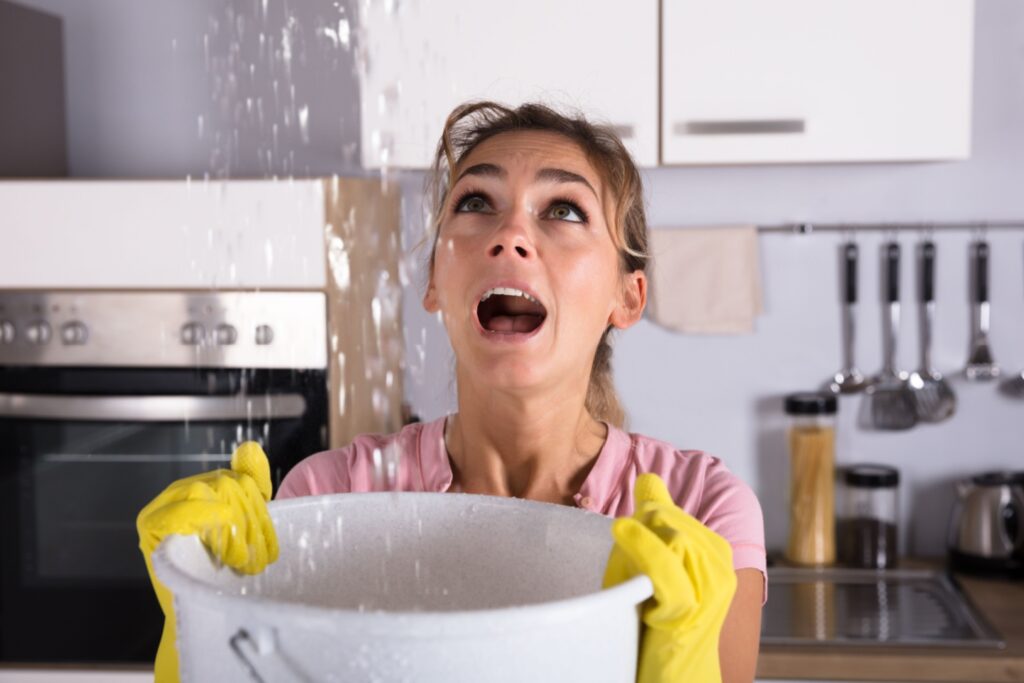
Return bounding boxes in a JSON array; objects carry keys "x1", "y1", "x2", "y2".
[{"x1": 139, "y1": 101, "x2": 766, "y2": 682}]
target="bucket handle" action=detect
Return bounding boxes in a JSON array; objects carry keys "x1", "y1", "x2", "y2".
[{"x1": 229, "y1": 627, "x2": 315, "y2": 683}]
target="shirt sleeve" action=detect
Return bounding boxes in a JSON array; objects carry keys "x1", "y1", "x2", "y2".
[
  {"x1": 697, "y1": 462, "x2": 768, "y2": 604},
  {"x1": 275, "y1": 446, "x2": 355, "y2": 500}
]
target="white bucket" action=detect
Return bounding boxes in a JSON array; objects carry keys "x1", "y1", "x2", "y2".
[{"x1": 152, "y1": 492, "x2": 653, "y2": 683}]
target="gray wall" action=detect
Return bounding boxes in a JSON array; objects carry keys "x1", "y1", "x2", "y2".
[
  {"x1": 14, "y1": 0, "x2": 1024, "y2": 556},
  {"x1": 14, "y1": 0, "x2": 362, "y2": 178},
  {"x1": 0, "y1": 0, "x2": 67, "y2": 176}
]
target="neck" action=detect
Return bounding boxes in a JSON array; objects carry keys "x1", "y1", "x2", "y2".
[{"x1": 446, "y1": 371, "x2": 608, "y2": 504}]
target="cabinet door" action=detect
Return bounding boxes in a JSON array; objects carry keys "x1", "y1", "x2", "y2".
[
  {"x1": 661, "y1": 0, "x2": 974, "y2": 164},
  {"x1": 358, "y1": 0, "x2": 658, "y2": 168}
]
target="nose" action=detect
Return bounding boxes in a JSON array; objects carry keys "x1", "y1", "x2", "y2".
[{"x1": 487, "y1": 210, "x2": 535, "y2": 260}]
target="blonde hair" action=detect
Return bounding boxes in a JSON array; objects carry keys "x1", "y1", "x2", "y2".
[{"x1": 427, "y1": 101, "x2": 649, "y2": 427}]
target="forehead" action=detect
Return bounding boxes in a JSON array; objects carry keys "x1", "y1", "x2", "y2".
[{"x1": 455, "y1": 130, "x2": 602, "y2": 191}]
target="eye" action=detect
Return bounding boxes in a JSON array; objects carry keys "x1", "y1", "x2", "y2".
[
  {"x1": 547, "y1": 200, "x2": 588, "y2": 224},
  {"x1": 454, "y1": 193, "x2": 491, "y2": 213}
]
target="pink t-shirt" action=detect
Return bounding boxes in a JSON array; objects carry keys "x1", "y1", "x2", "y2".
[{"x1": 278, "y1": 416, "x2": 767, "y2": 600}]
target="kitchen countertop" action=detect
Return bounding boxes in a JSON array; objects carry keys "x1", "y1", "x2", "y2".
[{"x1": 756, "y1": 559, "x2": 1024, "y2": 682}]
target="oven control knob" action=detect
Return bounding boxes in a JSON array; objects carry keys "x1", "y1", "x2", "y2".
[
  {"x1": 180, "y1": 322, "x2": 205, "y2": 346},
  {"x1": 0, "y1": 320, "x2": 14, "y2": 344},
  {"x1": 255, "y1": 324, "x2": 274, "y2": 345},
  {"x1": 26, "y1": 321, "x2": 51, "y2": 345},
  {"x1": 61, "y1": 321, "x2": 89, "y2": 345},
  {"x1": 215, "y1": 323, "x2": 237, "y2": 345}
]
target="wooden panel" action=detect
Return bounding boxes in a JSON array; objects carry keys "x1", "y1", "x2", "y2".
[{"x1": 322, "y1": 177, "x2": 405, "y2": 449}]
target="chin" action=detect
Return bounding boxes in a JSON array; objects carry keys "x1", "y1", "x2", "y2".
[{"x1": 466, "y1": 357, "x2": 550, "y2": 395}]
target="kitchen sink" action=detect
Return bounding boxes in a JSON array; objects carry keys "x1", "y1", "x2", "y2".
[{"x1": 760, "y1": 567, "x2": 1005, "y2": 648}]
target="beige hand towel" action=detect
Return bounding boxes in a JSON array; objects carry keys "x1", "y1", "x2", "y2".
[{"x1": 648, "y1": 225, "x2": 763, "y2": 334}]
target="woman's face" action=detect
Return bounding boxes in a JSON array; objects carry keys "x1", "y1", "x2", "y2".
[{"x1": 424, "y1": 130, "x2": 646, "y2": 394}]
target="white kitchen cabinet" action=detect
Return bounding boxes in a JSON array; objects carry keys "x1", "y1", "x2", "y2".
[
  {"x1": 357, "y1": 0, "x2": 659, "y2": 168},
  {"x1": 661, "y1": 0, "x2": 974, "y2": 164},
  {"x1": 0, "y1": 180, "x2": 326, "y2": 289}
]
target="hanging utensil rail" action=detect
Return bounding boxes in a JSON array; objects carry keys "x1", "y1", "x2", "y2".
[{"x1": 758, "y1": 221, "x2": 1024, "y2": 234}]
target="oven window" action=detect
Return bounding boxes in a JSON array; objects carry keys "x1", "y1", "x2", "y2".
[
  {"x1": 0, "y1": 366, "x2": 327, "y2": 662},
  {"x1": 19, "y1": 420, "x2": 270, "y2": 585}
]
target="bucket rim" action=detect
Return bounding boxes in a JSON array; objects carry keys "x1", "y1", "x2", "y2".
[{"x1": 151, "y1": 491, "x2": 655, "y2": 637}]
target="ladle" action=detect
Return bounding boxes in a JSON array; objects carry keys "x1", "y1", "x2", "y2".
[{"x1": 830, "y1": 242, "x2": 868, "y2": 394}]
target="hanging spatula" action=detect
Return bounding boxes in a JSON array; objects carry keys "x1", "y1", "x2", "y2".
[
  {"x1": 908, "y1": 241, "x2": 956, "y2": 421},
  {"x1": 867, "y1": 241, "x2": 917, "y2": 430}
]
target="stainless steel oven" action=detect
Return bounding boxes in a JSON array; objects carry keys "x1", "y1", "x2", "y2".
[{"x1": 0, "y1": 291, "x2": 328, "y2": 664}]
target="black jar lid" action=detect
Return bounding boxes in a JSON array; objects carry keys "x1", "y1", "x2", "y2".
[
  {"x1": 784, "y1": 392, "x2": 837, "y2": 415},
  {"x1": 845, "y1": 464, "x2": 899, "y2": 488}
]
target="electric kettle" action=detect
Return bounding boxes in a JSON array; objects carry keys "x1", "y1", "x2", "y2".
[{"x1": 948, "y1": 471, "x2": 1024, "y2": 578}]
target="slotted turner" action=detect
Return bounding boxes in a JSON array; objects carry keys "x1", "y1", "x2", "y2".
[
  {"x1": 867, "y1": 242, "x2": 917, "y2": 430},
  {"x1": 908, "y1": 241, "x2": 956, "y2": 422}
]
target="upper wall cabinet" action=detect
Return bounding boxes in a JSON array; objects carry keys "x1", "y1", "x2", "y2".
[
  {"x1": 661, "y1": 0, "x2": 975, "y2": 164},
  {"x1": 357, "y1": 1, "x2": 659, "y2": 169}
]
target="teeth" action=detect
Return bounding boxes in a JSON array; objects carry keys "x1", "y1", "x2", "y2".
[{"x1": 480, "y1": 287, "x2": 540, "y2": 305}]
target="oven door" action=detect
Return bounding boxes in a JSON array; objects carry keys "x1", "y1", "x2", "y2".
[{"x1": 0, "y1": 367, "x2": 326, "y2": 664}]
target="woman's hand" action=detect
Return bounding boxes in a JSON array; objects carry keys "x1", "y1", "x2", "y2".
[
  {"x1": 137, "y1": 441, "x2": 279, "y2": 682},
  {"x1": 603, "y1": 473, "x2": 738, "y2": 683}
]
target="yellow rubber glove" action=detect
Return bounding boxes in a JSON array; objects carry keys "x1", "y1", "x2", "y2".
[
  {"x1": 603, "y1": 473, "x2": 738, "y2": 683},
  {"x1": 137, "y1": 441, "x2": 279, "y2": 683}
]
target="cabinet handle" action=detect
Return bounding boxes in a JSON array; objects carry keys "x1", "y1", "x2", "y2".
[{"x1": 674, "y1": 119, "x2": 805, "y2": 135}]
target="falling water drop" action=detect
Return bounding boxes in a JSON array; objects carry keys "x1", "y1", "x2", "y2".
[
  {"x1": 337, "y1": 18, "x2": 351, "y2": 49},
  {"x1": 298, "y1": 105, "x2": 310, "y2": 144}
]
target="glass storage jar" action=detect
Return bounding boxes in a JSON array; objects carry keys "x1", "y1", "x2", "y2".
[
  {"x1": 837, "y1": 464, "x2": 900, "y2": 569},
  {"x1": 785, "y1": 392, "x2": 837, "y2": 566}
]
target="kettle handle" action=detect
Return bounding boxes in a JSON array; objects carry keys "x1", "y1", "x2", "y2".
[{"x1": 1009, "y1": 487, "x2": 1024, "y2": 553}]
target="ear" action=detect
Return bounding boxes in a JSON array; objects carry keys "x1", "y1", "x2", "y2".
[{"x1": 609, "y1": 270, "x2": 647, "y2": 330}]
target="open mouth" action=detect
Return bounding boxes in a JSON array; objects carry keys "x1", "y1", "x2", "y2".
[{"x1": 476, "y1": 287, "x2": 547, "y2": 335}]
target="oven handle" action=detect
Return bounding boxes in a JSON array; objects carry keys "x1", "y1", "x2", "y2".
[{"x1": 0, "y1": 392, "x2": 307, "y2": 422}]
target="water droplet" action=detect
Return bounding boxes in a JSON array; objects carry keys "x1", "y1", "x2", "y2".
[
  {"x1": 337, "y1": 18, "x2": 351, "y2": 49},
  {"x1": 298, "y1": 105, "x2": 310, "y2": 144},
  {"x1": 326, "y1": 236, "x2": 351, "y2": 290}
]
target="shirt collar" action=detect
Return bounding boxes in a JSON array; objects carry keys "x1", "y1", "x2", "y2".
[
  {"x1": 572, "y1": 421, "x2": 631, "y2": 513},
  {"x1": 419, "y1": 415, "x2": 631, "y2": 510},
  {"x1": 418, "y1": 416, "x2": 454, "y2": 493}
]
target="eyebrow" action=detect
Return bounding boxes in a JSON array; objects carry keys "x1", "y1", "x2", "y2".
[
  {"x1": 454, "y1": 162, "x2": 598, "y2": 199},
  {"x1": 454, "y1": 163, "x2": 506, "y2": 183},
  {"x1": 535, "y1": 167, "x2": 598, "y2": 198}
]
